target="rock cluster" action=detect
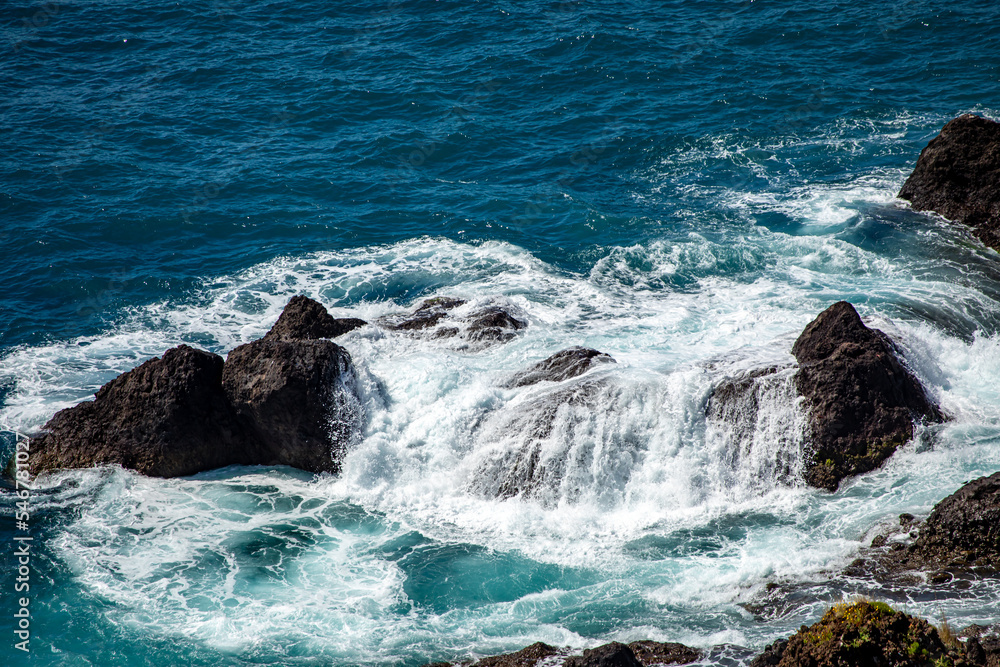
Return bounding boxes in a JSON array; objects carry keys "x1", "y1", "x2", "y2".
[
  {"x1": 425, "y1": 639, "x2": 700, "y2": 667},
  {"x1": 29, "y1": 296, "x2": 366, "y2": 477},
  {"x1": 380, "y1": 297, "x2": 527, "y2": 346},
  {"x1": 899, "y1": 114, "x2": 1000, "y2": 251}
]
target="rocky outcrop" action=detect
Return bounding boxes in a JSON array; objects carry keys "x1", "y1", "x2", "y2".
[
  {"x1": 504, "y1": 347, "x2": 615, "y2": 388},
  {"x1": 29, "y1": 296, "x2": 363, "y2": 478},
  {"x1": 792, "y1": 302, "x2": 944, "y2": 491},
  {"x1": 222, "y1": 337, "x2": 361, "y2": 474},
  {"x1": 900, "y1": 471, "x2": 1000, "y2": 571},
  {"x1": 264, "y1": 294, "x2": 366, "y2": 341},
  {"x1": 899, "y1": 114, "x2": 1000, "y2": 251},
  {"x1": 424, "y1": 640, "x2": 699, "y2": 667},
  {"x1": 564, "y1": 643, "x2": 642, "y2": 667},
  {"x1": 749, "y1": 601, "x2": 978, "y2": 667},
  {"x1": 380, "y1": 297, "x2": 527, "y2": 347},
  {"x1": 28, "y1": 345, "x2": 256, "y2": 477}
]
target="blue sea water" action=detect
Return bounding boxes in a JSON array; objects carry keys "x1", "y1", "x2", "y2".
[{"x1": 3, "y1": 0, "x2": 1000, "y2": 664}]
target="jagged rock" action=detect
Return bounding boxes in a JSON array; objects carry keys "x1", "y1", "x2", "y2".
[
  {"x1": 29, "y1": 345, "x2": 257, "y2": 477},
  {"x1": 901, "y1": 471, "x2": 1000, "y2": 570},
  {"x1": 264, "y1": 295, "x2": 366, "y2": 341},
  {"x1": 899, "y1": 114, "x2": 1000, "y2": 250},
  {"x1": 28, "y1": 296, "x2": 365, "y2": 478},
  {"x1": 749, "y1": 640, "x2": 788, "y2": 667},
  {"x1": 505, "y1": 347, "x2": 615, "y2": 388},
  {"x1": 472, "y1": 642, "x2": 561, "y2": 667},
  {"x1": 792, "y1": 302, "x2": 944, "y2": 491},
  {"x1": 381, "y1": 297, "x2": 467, "y2": 332},
  {"x1": 465, "y1": 306, "x2": 527, "y2": 343},
  {"x1": 626, "y1": 641, "x2": 701, "y2": 666},
  {"x1": 753, "y1": 601, "x2": 960, "y2": 667},
  {"x1": 222, "y1": 337, "x2": 361, "y2": 474},
  {"x1": 380, "y1": 297, "x2": 527, "y2": 346},
  {"x1": 424, "y1": 641, "x2": 700, "y2": 667},
  {"x1": 565, "y1": 642, "x2": 643, "y2": 667}
]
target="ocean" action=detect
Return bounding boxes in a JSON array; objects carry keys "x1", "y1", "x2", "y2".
[{"x1": 2, "y1": 0, "x2": 1000, "y2": 664}]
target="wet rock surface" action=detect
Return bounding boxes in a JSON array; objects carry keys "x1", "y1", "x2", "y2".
[
  {"x1": 505, "y1": 347, "x2": 615, "y2": 388},
  {"x1": 471, "y1": 379, "x2": 625, "y2": 503},
  {"x1": 379, "y1": 297, "x2": 527, "y2": 347},
  {"x1": 899, "y1": 114, "x2": 1000, "y2": 251},
  {"x1": 29, "y1": 296, "x2": 363, "y2": 477},
  {"x1": 29, "y1": 345, "x2": 256, "y2": 477},
  {"x1": 222, "y1": 337, "x2": 360, "y2": 474},
  {"x1": 899, "y1": 471, "x2": 1000, "y2": 571},
  {"x1": 792, "y1": 301, "x2": 944, "y2": 490},
  {"x1": 424, "y1": 640, "x2": 699, "y2": 667}
]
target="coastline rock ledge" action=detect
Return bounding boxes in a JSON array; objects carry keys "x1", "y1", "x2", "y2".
[
  {"x1": 792, "y1": 301, "x2": 944, "y2": 491},
  {"x1": 28, "y1": 296, "x2": 366, "y2": 478},
  {"x1": 898, "y1": 114, "x2": 1000, "y2": 251}
]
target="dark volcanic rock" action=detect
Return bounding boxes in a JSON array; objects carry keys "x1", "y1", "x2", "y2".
[
  {"x1": 380, "y1": 297, "x2": 527, "y2": 347},
  {"x1": 465, "y1": 306, "x2": 527, "y2": 343},
  {"x1": 506, "y1": 347, "x2": 615, "y2": 388},
  {"x1": 264, "y1": 295, "x2": 366, "y2": 341},
  {"x1": 626, "y1": 641, "x2": 701, "y2": 666},
  {"x1": 902, "y1": 471, "x2": 1000, "y2": 570},
  {"x1": 29, "y1": 295, "x2": 366, "y2": 478},
  {"x1": 425, "y1": 640, "x2": 700, "y2": 667},
  {"x1": 899, "y1": 114, "x2": 1000, "y2": 250},
  {"x1": 222, "y1": 337, "x2": 361, "y2": 474},
  {"x1": 564, "y1": 643, "x2": 643, "y2": 667},
  {"x1": 755, "y1": 601, "x2": 960, "y2": 667},
  {"x1": 381, "y1": 297, "x2": 467, "y2": 332},
  {"x1": 29, "y1": 345, "x2": 257, "y2": 477},
  {"x1": 471, "y1": 642, "x2": 561, "y2": 667},
  {"x1": 792, "y1": 302, "x2": 943, "y2": 491}
]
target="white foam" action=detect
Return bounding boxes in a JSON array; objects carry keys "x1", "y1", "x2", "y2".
[{"x1": 6, "y1": 229, "x2": 1000, "y2": 662}]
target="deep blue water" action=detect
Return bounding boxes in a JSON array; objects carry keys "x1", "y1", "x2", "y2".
[{"x1": 3, "y1": 1, "x2": 1000, "y2": 665}]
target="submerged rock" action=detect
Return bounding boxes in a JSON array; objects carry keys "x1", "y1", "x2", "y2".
[
  {"x1": 29, "y1": 345, "x2": 256, "y2": 477},
  {"x1": 264, "y1": 294, "x2": 366, "y2": 341},
  {"x1": 505, "y1": 347, "x2": 615, "y2": 388},
  {"x1": 465, "y1": 305, "x2": 528, "y2": 343},
  {"x1": 901, "y1": 471, "x2": 1000, "y2": 571},
  {"x1": 792, "y1": 302, "x2": 944, "y2": 491},
  {"x1": 381, "y1": 296, "x2": 467, "y2": 332},
  {"x1": 750, "y1": 601, "x2": 964, "y2": 667},
  {"x1": 470, "y1": 379, "x2": 630, "y2": 503},
  {"x1": 705, "y1": 365, "x2": 805, "y2": 488},
  {"x1": 899, "y1": 114, "x2": 1000, "y2": 251},
  {"x1": 380, "y1": 297, "x2": 527, "y2": 347},
  {"x1": 29, "y1": 295, "x2": 364, "y2": 478}
]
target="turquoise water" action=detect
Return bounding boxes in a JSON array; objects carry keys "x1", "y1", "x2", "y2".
[{"x1": 3, "y1": 1, "x2": 1000, "y2": 664}]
